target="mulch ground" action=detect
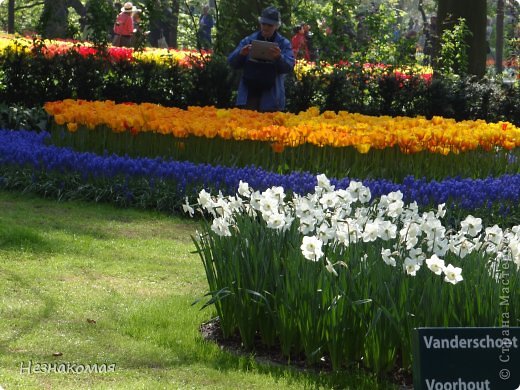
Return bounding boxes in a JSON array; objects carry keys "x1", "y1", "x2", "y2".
[{"x1": 200, "y1": 317, "x2": 413, "y2": 389}]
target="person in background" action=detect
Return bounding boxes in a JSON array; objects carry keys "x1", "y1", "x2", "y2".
[
  {"x1": 227, "y1": 6, "x2": 294, "y2": 112},
  {"x1": 291, "y1": 23, "x2": 310, "y2": 61},
  {"x1": 198, "y1": 5, "x2": 214, "y2": 50},
  {"x1": 303, "y1": 23, "x2": 316, "y2": 61},
  {"x1": 113, "y1": 2, "x2": 135, "y2": 47}
]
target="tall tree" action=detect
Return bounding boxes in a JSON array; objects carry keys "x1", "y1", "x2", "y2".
[
  {"x1": 437, "y1": 0, "x2": 487, "y2": 77},
  {"x1": 496, "y1": 0, "x2": 505, "y2": 74},
  {"x1": 39, "y1": 0, "x2": 85, "y2": 39},
  {"x1": 7, "y1": 0, "x2": 14, "y2": 33}
]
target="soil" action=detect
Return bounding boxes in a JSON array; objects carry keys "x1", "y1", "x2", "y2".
[{"x1": 199, "y1": 317, "x2": 414, "y2": 389}]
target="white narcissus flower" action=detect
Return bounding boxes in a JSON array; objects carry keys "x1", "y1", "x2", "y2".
[
  {"x1": 348, "y1": 181, "x2": 371, "y2": 203},
  {"x1": 381, "y1": 248, "x2": 396, "y2": 267},
  {"x1": 449, "y1": 235, "x2": 475, "y2": 259},
  {"x1": 259, "y1": 196, "x2": 279, "y2": 217},
  {"x1": 509, "y1": 238, "x2": 520, "y2": 268},
  {"x1": 460, "y1": 215, "x2": 482, "y2": 237},
  {"x1": 426, "y1": 254, "x2": 445, "y2": 275},
  {"x1": 325, "y1": 259, "x2": 338, "y2": 276},
  {"x1": 422, "y1": 219, "x2": 446, "y2": 241},
  {"x1": 379, "y1": 220, "x2": 397, "y2": 241},
  {"x1": 316, "y1": 174, "x2": 334, "y2": 192},
  {"x1": 320, "y1": 192, "x2": 339, "y2": 209},
  {"x1": 238, "y1": 180, "x2": 251, "y2": 197},
  {"x1": 362, "y1": 220, "x2": 380, "y2": 242},
  {"x1": 299, "y1": 215, "x2": 316, "y2": 235},
  {"x1": 317, "y1": 222, "x2": 336, "y2": 243},
  {"x1": 301, "y1": 236, "x2": 324, "y2": 262},
  {"x1": 266, "y1": 213, "x2": 286, "y2": 230},
  {"x1": 400, "y1": 222, "x2": 420, "y2": 250},
  {"x1": 182, "y1": 197, "x2": 194, "y2": 217},
  {"x1": 198, "y1": 189, "x2": 213, "y2": 210},
  {"x1": 436, "y1": 203, "x2": 446, "y2": 218},
  {"x1": 443, "y1": 264, "x2": 463, "y2": 284},
  {"x1": 485, "y1": 225, "x2": 504, "y2": 246},
  {"x1": 265, "y1": 186, "x2": 285, "y2": 202},
  {"x1": 404, "y1": 258, "x2": 421, "y2": 276},
  {"x1": 211, "y1": 217, "x2": 232, "y2": 237},
  {"x1": 387, "y1": 199, "x2": 404, "y2": 218}
]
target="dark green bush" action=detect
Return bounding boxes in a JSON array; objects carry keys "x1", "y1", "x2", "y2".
[{"x1": 1, "y1": 42, "x2": 520, "y2": 125}]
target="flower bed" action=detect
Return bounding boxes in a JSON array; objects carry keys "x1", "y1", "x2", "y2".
[
  {"x1": 0, "y1": 35, "x2": 207, "y2": 66},
  {"x1": 186, "y1": 175, "x2": 519, "y2": 373},
  {"x1": 1, "y1": 129, "x2": 518, "y2": 226},
  {"x1": 44, "y1": 100, "x2": 520, "y2": 181}
]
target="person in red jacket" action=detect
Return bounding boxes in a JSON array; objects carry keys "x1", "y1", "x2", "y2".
[
  {"x1": 113, "y1": 2, "x2": 135, "y2": 47},
  {"x1": 291, "y1": 23, "x2": 310, "y2": 61}
]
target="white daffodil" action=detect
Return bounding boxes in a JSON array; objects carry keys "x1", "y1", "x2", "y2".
[
  {"x1": 211, "y1": 217, "x2": 232, "y2": 237},
  {"x1": 301, "y1": 235, "x2": 324, "y2": 262},
  {"x1": 436, "y1": 203, "x2": 446, "y2": 218},
  {"x1": 422, "y1": 219, "x2": 446, "y2": 241},
  {"x1": 381, "y1": 248, "x2": 397, "y2": 267},
  {"x1": 320, "y1": 191, "x2": 339, "y2": 209},
  {"x1": 362, "y1": 220, "x2": 380, "y2": 242},
  {"x1": 404, "y1": 257, "x2": 421, "y2": 276},
  {"x1": 295, "y1": 198, "x2": 313, "y2": 218},
  {"x1": 299, "y1": 216, "x2": 316, "y2": 235},
  {"x1": 198, "y1": 189, "x2": 214, "y2": 211},
  {"x1": 379, "y1": 220, "x2": 397, "y2": 241},
  {"x1": 259, "y1": 196, "x2": 279, "y2": 217},
  {"x1": 317, "y1": 222, "x2": 336, "y2": 243},
  {"x1": 325, "y1": 259, "x2": 338, "y2": 276},
  {"x1": 400, "y1": 222, "x2": 420, "y2": 249},
  {"x1": 449, "y1": 235, "x2": 475, "y2": 259},
  {"x1": 387, "y1": 199, "x2": 405, "y2": 218},
  {"x1": 266, "y1": 212, "x2": 286, "y2": 231},
  {"x1": 408, "y1": 247, "x2": 425, "y2": 264},
  {"x1": 429, "y1": 236, "x2": 449, "y2": 257},
  {"x1": 426, "y1": 254, "x2": 445, "y2": 275},
  {"x1": 485, "y1": 225, "x2": 504, "y2": 246},
  {"x1": 265, "y1": 186, "x2": 285, "y2": 203},
  {"x1": 460, "y1": 215, "x2": 483, "y2": 237},
  {"x1": 509, "y1": 238, "x2": 520, "y2": 268},
  {"x1": 316, "y1": 173, "x2": 334, "y2": 192},
  {"x1": 443, "y1": 264, "x2": 463, "y2": 284},
  {"x1": 249, "y1": 191, "x2": 262, "y2": 211},
  {"x1": 182, "y1": 197, "x2": 194, "y2": 217},
  {"x1": 238, "y1": 180, "x2": 251, "y2": 197}
]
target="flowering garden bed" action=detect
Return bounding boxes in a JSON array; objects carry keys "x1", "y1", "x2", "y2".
[{"x1": 0, "y1": 47, "x2": 519, "y2": 379}]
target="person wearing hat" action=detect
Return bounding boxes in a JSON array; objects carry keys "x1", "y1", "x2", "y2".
[
  {"x1": 113, "y1": 2, "x2": 135, "y2": 47},
  {"x1": 227, "y1": 6, "x2": 295, "y2": 112},
  {"x1": 291, "y1": 23, "x2": 310, "y2": 61}
]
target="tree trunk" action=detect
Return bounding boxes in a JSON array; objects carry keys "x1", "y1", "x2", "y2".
[
  {"x1": 437, "y1": 0, "x2": 487, "y2": 77},
  {"x1": 496, "y1": 0, "x2": 504, "y2": 74},
  {"x1": 169, "y1": 0, "x2": 180, "y2": 49},
  {"x1": 7, "y1": 0, "x2": 15, "y2": 33},
  {"x1": 40, "y1": 0, "x2": 69, "y2": 38}
]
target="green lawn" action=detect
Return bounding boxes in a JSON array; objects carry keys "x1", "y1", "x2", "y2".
[{"x1": 0, "y1": 190, "x2": 396, "y2": 389}]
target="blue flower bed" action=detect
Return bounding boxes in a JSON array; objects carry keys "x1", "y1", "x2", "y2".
[{"x1": 1, "y1": 129, "x2": 519, "y2": 225}]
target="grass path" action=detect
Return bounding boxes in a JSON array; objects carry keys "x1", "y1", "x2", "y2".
[{"x1": 0, "y1": 191, "x2": 395, "y2": 389}]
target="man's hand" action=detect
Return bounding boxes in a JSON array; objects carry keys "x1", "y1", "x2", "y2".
[{"x1": 240, "y1": 44, "x2": 252, "y2": 56}]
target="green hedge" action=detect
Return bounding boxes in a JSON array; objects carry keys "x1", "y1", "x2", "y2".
[{"x1": 1, "y1": 45, "x2": 520, "y2": 124}]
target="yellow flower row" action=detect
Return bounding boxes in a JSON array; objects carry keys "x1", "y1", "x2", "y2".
[
  {"x1": 44, "y1": 100, "x2": 520, "y2": 155},
  {"x1": 0, "y1": 34, "x2": 205, "y2": 65}
]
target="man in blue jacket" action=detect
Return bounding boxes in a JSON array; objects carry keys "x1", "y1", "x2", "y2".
[{"x1": 227, "y1": 6, "x2": 295, "y2": 112}]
